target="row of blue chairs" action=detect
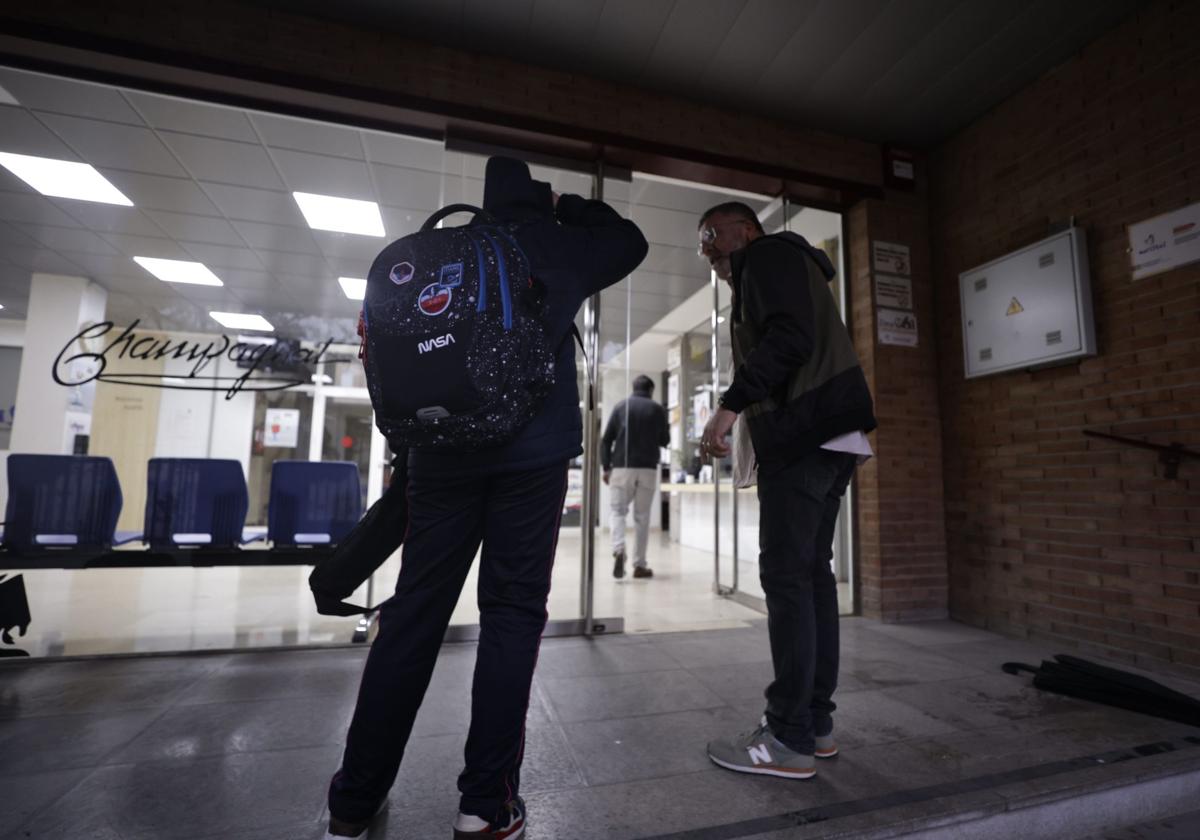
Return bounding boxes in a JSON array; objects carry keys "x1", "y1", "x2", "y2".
[{"x1": 1, "y1": 455, "x2": 364, "y2": 554}]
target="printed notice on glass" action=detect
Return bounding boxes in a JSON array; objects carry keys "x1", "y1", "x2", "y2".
[
  {"x1": 875, "y1": 274, "x2": 913, "y2": 309},
  {"x1": 877, "y1": 308, "x2": 919, "y2": 347},
  {"x1": 873, "y1": 241, "x2": 910, "y2": 275},
  {"x1": 264, "y1": 408, "x2": 300, "y2": 448},
  {"x1": 1129, "y1": 200, "x2": 1200, "y2": 280}
]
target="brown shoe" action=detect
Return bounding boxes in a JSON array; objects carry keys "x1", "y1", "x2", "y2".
[
  {"x1": 613, "y1": 551, "x2": 626, "y2": 579},
  {"x1": 633, "y1": 566, "x2": 653, "y2": 579}
]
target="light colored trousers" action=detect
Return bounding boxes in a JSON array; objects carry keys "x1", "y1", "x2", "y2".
[{"x1": 610, "y1": 467, "x2": 656, "y2": 568}]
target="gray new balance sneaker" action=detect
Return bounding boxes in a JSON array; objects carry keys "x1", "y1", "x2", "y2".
[
  {"x1": 707, "y1": 721, "x2": 816, "y2": 779},
  {"x1": 815, "y1": 732, "x2": 838, "y2": 758}
]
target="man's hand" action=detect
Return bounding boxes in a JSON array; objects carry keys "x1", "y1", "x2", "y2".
[
  {"x1": 602, "y1": 470, "x2": 611, "y2": 485},
  {"x1": 700, "y1": 407, "x2": 737, "y2": 462}
]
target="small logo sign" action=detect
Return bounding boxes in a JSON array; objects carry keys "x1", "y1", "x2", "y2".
[
  {"x1": 417, "y1": 333, "x2": 457, "y2": 354},
  {"x1": 390, "y1": 262, "x2": 415, "y2": 285},
  {"x1": 418, "y1": 283, "x2": 453, "y2": 316},
  {"x1": 1006, "y1": 297, "x2": 1025, "y2": 316}
]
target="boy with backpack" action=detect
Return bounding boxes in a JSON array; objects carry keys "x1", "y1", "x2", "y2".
[{"x1": 323, "y1": 156, "x2": 647, "y2": 839}]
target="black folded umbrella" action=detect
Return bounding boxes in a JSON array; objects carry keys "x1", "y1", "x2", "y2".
[
  {"x1": 1003, "y1": 655, "x2": 1200, "y2": 728},
  {"x1": 308, "y1": 453, "x2": 408, "y2": 617}
]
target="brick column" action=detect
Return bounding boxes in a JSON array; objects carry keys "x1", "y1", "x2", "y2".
[{"x1": 847, "y1": 192, "x2": 949, "y2": 621}]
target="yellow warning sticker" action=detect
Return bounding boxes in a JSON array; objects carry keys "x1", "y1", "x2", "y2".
[{"x1": 1006, "y1": 297, "x2": 1024, "y2": 316}]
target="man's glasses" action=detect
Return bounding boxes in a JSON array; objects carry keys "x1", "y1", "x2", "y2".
[{"x1": 697, "y1": 219, "x2": 749, "y2": 256}]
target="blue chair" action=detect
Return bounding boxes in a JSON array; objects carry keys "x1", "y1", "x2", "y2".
[
  {"x1": 267, "y1": 461, "x2": 363, "y2": 547},
  {"x1": 2, "y1": 455, "x2": 123, "y2": 552},
  {"x1": 143, "y1": 459, "x2": 249, "y2": 550}
]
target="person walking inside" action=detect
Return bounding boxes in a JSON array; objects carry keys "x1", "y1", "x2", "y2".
[{"x1": 601, "y1": 374, "x2": 669, "y2": 579}]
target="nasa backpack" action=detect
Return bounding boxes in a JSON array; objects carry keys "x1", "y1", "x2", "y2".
[{"x1": 358, "y1": 203, "x2": 559, "y2": 450}]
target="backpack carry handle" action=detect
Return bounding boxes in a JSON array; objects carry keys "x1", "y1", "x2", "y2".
[{"x1": 422, "y1": 204, "x2": 494, "y2": 231}]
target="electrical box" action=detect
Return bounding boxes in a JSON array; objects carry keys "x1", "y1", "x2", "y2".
[{"x1": 959, "y1": 228, "x2": 1096, "y2": 379}]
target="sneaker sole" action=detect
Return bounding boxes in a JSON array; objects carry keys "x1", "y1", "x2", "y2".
[
  {"x1": 708, "y1": 753, "x2": 816, "y2": 779},
  {"x1": 452, "y1": 824, "x2": 524, "y2": 839},
  {"x1": 816, "y1": 747, "x2": 838, "y2": 758}
]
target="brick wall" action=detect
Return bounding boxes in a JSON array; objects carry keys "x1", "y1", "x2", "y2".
[
  {"x1": 848, "y1": 191, "x2": 949, "y2": 621},
  {"x1": 931, "y1": 0, "x2": 1200, "y2": 675}
]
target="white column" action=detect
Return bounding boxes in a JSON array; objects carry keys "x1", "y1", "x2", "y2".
[{"x1": 10, "y1": 273, "x2": 107, "y2": 454}]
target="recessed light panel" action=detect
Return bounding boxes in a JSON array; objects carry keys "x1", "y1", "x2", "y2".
[
  {"x1": 209, "y1": 311, "x2": 273, "y2": 332},
  {"x1": 293, "y1": 191, "x2": 385, "y2": 237},
  {"x1": 338, "y1": 276, "x2": 367, "y2": 300},
  {"x1": 133, "y1": 256, "x2": 223, "y2": 287},
  {"x1": 0, "y1": 152, "x2": 133, "y2": 206}
]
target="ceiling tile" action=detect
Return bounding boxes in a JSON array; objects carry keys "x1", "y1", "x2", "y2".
[
  {"x1": 1, "y1": 245, "x2": 89, "y2": 276},
  {"x1": 101, "y1": 171, "x2": 221, "y2": 216},
  {"x1": 202, "y1": 182, "x2": 306, "y2": 226},
  {"x1": 179, "y1": 242, "x2": 264, "y2": 271},
  {"x1": 0, "y1": 106, "x2": 79, "y2": 159},
  {"x1": 372, "y1": 164, "x2": 444, "y2": 212},
  {"x1": 145, "y1": 211, "x2": 245, "y2": 247},
  {"x1": 310, "y1": 231, "x2": 385, "y2": 261},
  {"x1": 99, "y1": 233, "x2": 194, "y2": 260},
  {"x1": 0, "y1": 191, "x2": 87, "y2": 227},
  {"x1": 214, "y1": 268, "x2": 282, "y2": 292},
  {"x1": 124, "y1": 91, "x2": 259, "y2": 142},
  {"x1": 229, "y1": 219, "x2": 321, "y2": 254},
  {"x1": 0, "y1": 221, "x2": 36, "y2": 248},
  {"x1": 53, "y1": 202, "x2": 168, "y2": 238},
  {"x1": 378, "y1": 206, "x2": 422, "y2": 239},
  {"x1": 13, "y1": 224, "x2": 122, "y2": 256},
  {"x1": 256, "y1": 249, "x2": 331, "y2": 280},
  {"x1": 640, "y1": 0, "x2": 748, "y2": 87},
  {"x1": 362, "y1": 131, "x2": 445, "y2": 172},
  {"x1": 251, "y1": 112, "x2": 365, "y2": 159},
  {"x1": 82, "y1": 265, "x2": 175, "y2": 295},
  {"x1": 161, "y1": 132, "x2": 286, "y2": 190},
  {"x1": 322, "y1": 256, "x2": 372, "y2": 279},
  {"x1": 0, "y1": 69, "x2": 144, "y2": 124},
  {"x1": 38, "y1": 113, "x2": 188, "y2": 177},
  {"x1": 270, "y1": 148, "x2": 374, "y2": 198}
]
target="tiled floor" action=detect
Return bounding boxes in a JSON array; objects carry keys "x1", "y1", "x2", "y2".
[{"x1": 3, "y1": 618, "x2": 1199, "y2": 839}]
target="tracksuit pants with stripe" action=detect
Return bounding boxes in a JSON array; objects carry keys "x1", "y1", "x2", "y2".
[{"x1": 329, "y1": 461, "x2": 568, "y2": 823}]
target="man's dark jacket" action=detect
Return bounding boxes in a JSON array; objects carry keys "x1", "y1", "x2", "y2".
[
  {"x1": 601, "y1": 383, "x2": 669, "y2": 471},
  {"x1": 720, "y1": 232, "x2": 876, "y2": 464},
  {"x1": 410, "y1": 158, "x2": 648, "y2": 477}
]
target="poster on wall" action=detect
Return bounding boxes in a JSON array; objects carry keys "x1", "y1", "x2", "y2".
[
  {"x1": 877, "y1": 308, "x2": 919, "y2": 347},
  {"x1": 1129, "y1": 200, "x2": 1200, "y2": 280},
  {"x1": 667, "y1": 372, "x2": 679, "y2": 409},
  {"x1": 875, "y1": 274, "x2": 913, "y2": 309},
  {"x1": 264, "y1": 408, "x2": 300, "y2": 448},
  {"x1": 692, "y1": 391, "x2": 712, "y2": 434},
  {"x1": 873, "y1": 241, "x2": 911, "y2": 275}
]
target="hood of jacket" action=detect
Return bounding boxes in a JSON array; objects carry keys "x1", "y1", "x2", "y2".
[
  {"x1": 482, "y1": 156, "x2": 555, "y2": 223},
  {"x1": 769, "y1": 231, "x2": 837, "y2": 282}
]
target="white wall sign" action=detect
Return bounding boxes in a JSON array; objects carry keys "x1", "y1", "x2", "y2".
[
  {"x1": 264, "y1": 408, "x2": 300, "y2": 448},
  {"x1": 666, "y1": 372, "x2": 679, "y2": 409},
  {"x1": 1129, "y1": 200, "x2": 1200, "y2": 280},
  {"x1": 875, "y1": 274, "x2": 913, "y2": 309},
  {"x1": 667, "y1": 344, "x2": 682, "y2": 371},
  {"x1": 873, "y1": 241, "x2": 911, "y2": 276},
  {"x1": 878, "y1": 308, "x2": 919, "y2": 347}
]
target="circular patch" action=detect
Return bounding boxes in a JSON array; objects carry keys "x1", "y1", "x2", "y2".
[
  {"x1": 418, "y1": 283, "x2": 452, "y2": 316},
  {"x1": 390, "y1": 261, "x2": 415, "y2": 285}
]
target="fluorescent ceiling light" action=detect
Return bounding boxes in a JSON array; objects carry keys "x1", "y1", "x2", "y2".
[
  {"x1": 209, "y1": 311, "x2": 273, "y2": 332},
  {"x1": 293, "y1": 191, "x2": 385, "y2": 237},
  {"x1": 0, "y1": 84, "x2": 18, "y2": 106},
  {"x1": 0, "y1": 151, "x2": 133, "y2": 206},
  {"x1": 338, "y1": 276, "x2": 367, "y2": 300},
  {"x1": 134, "y1": 256, "x2": 223, "y2": 287}
]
